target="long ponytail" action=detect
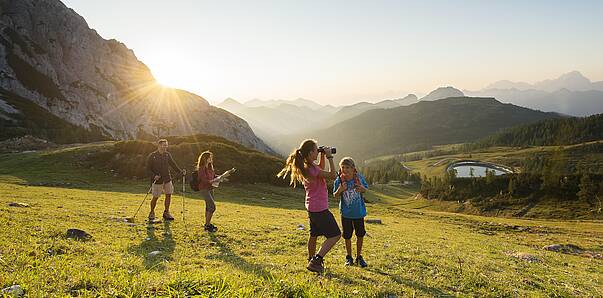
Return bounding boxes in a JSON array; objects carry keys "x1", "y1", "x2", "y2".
[{"x1": 277, "y1": 139, "x2": 317, "y2": 187}]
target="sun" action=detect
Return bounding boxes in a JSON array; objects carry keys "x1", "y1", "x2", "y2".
[
  {"x1": 142, "y1": 51, "x2": 196, "y2": 90},
  {"x1": 150, "y1": 66, "x2": 183, "y2": 89}
]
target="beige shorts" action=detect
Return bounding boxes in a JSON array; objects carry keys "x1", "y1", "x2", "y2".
[{"x1": 152, "y1": 181, "x2": 174, "y2": 197}]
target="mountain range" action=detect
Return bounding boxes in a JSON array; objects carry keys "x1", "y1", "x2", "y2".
[
  {"x1": 217, "y1": 71, "x2": 602, "y2": 154},
  {"x1": 282, "y1": 97, "x2": 563, "y2": 160},
  {"x1": 484, "y1": 71, "x2": 603, "y2": 92},
  {"x1": 217, "y1": 87, "x2": 464, "y2": 145},
  {"x1": 466, "y1": 71, "x2": 603, "y2": 117},
  {"x1": 465, "y1": 88, "x2": 603, "y2": 117}
]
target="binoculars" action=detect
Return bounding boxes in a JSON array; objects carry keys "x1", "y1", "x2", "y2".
[{"x1": 318, "y1": 146, "x2": 336, "y2": 154}]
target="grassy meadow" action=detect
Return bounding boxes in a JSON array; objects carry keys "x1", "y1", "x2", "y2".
[
  {"x1": 0, "y1": 147, "x2": 602, "y2": 297},
  {"x1": 401, "y1": 141, "x2": 603, "y2": 178}
]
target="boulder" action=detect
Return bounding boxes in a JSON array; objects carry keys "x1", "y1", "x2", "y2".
[
  {"x1": 509, "y1": 252, "x2": 541, "y2": 263},
  {"x1": 66, "y1": 228, "x2": 92, "y2": 241},
  {"x1": 1, "y1": 285, "x2": 24, "y2": 297},
  {"x1": 543, "y1": 244, "x2": 583, "y2": 254}
]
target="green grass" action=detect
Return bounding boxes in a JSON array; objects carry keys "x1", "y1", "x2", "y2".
[
  {"x1": 403, "y1": 141, "x2": 603, "y2": 178},
  {"x1": 365, "y1": 144, "x2": 467, "y2": 164},
  {"x1": 1, "y1": 147, "x2": 602, "y2": 297},
  {"x1": 396, "y1": 143, "x2": 603, "y2": 219}
]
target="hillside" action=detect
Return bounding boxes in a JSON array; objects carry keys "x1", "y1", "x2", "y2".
[
  {"x1": 0, "y1": 134, "x2": 284, "y2": 186},
  {"x1": 0, "y1": 0, "x2": 272, "y2": 153},
  {"x1": 387, "y1": 141, "x2": 603, "y2": 219},
  {"x1": 0, "y1": 145, "x2": 601, "y2": 296},
  {"x1": 287, "y1": 97, "x2": 562, "y2": 161},
  {"x1": 323, "y1": 94, "x2": 419, "y2": 127},
  {"x1": 473, "y1": 113, "x2": 603, "y2": 148},
  {"x1": 419, "y1": 87, "x2": 464, "y2": 101},
  {"x1": 0, "y1": 88, "x2": 108, "y2": 143}
]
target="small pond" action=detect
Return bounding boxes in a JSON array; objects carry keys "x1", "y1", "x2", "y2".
[{"x1": 447, "y1": 161, "x2": 512, "y2": 178}]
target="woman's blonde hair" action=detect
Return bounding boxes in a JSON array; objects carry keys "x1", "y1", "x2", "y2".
[
  {"x1": 277, "y1": 139, "x2": 317, "y2": 187},
  {"x1": 196, "y1": 151, "x2": 214, "y2": 171}
]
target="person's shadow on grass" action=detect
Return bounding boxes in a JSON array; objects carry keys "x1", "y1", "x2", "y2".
[
  {"x1": 206, "y1": 233, "x2": 273, "y2": 279},
  {"x1": 128, "y1": 221, "x2": 176, "y2": 271}
]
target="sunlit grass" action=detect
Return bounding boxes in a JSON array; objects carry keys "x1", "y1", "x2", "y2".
[
  {"x1": 0, "y1": 148, "x2": 601, "y2": 296},
  {"x1": 1, "y1": 182, "x2": 601, "y2": 296}
]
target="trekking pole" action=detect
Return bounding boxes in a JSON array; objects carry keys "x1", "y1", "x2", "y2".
[
  {"x1": 182, "y1": 173, "x2": 186, "y2": 226},
  {"x1": 128, "y1": 177, "x2": 158, "y2": 222}
]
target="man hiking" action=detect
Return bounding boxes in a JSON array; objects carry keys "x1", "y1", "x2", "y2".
[{"x1": 147, "y1": 139, "x2": 186, "y2": 221}]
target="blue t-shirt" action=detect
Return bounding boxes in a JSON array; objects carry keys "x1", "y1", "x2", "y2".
[{"x1": 333, "y1": 173, "x2": 368, "y2": 219}]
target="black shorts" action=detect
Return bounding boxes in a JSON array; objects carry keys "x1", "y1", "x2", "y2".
[
  {"x1": 308, "y1": 209, "x2": 341, "y2": 238},
  {"x1": 341, "y1": 216, "x2": 366, "y2": 239}
]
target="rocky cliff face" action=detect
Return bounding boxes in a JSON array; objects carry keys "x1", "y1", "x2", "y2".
[{"x1": 0, "y1": 0, "x2": 272, "y2": 153}]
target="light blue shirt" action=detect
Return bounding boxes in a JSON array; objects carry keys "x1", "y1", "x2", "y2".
[{"x1": 333, "y1": 173, "x2": 368, "y2": 219}]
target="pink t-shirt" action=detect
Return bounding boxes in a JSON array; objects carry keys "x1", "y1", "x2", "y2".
[{"x1": 303, "y1": 164, "x2": 329, "y2": 212}]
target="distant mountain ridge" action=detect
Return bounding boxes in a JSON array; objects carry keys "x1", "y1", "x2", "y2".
[
  {"x1": 466, "y1": 71, "x2": 603, "y2": 117},
  {"x1": 323, "y1": 94, "x2": 420, "y2": 127},
  {"x1": 217, "y1": 98, "x2": 335, "y2": 140},
  {"x1": 218, "y1": 93, "x2": 422, "y2": 143},
  {"x1": 219, "y1": 72, "x2": 601, "y2": 154},
  {"x1": 277, "y1": 97, "x2": 563, "y2": 160},
  {"x1": 485, "y1": 71, "x2": 603, "y2": 92},
  {"x1": 243, "y1": 98, "x2": 325, "y2": 110},
  {"x1": 420, "y1": 87, "x2": 464, "y2": 101}
]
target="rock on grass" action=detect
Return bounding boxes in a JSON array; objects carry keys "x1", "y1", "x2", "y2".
[
  {"x1": 66, "y1": 229, "x2": 92, "y2": 241},
  {"x1": 506, "y1": 251, "x2": 541, "y2": 263},
  {"x1": 366, "y1": 219, "x2": 383, "y2": 224},
  {"x1": 1, "y1": 285, "x2": 24, "y2": 297},
  {"x1": 543, "y1": 244, "x2": 603, "y2": 259}
]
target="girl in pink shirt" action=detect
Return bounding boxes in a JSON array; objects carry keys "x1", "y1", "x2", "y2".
[{"x1": 278, "y1": 139, "x2": 340, "y2": 273}]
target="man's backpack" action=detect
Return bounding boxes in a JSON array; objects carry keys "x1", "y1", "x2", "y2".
[{"x1": 189, "y1": 170, "x2": 199, "y2": 191}]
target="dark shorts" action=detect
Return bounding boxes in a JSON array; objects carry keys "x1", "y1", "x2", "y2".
[
  {"x1": 341, "y1": 216, "x2": 366, "y2": 239},
  {"x1": 308, "y1": 209, "x2": 341, "y2": 238}
]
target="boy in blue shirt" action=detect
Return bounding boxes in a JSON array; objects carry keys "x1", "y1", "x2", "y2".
[{"x1": 333, "y1": 157, "x2": 369, "y2": 267}]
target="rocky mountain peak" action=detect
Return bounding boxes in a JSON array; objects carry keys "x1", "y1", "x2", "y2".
[{"x1": 0, "y1": 0, "x2": 272, "y2": 153}]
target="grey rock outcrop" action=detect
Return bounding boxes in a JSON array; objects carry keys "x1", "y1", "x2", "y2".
[{"x1": 0, "y1": 0, "x2": 272, "y2": 153}]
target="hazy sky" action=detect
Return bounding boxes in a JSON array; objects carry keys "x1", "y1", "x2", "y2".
[{"x1": 62, "y1": 0, "x2": 603, "y2": 105}]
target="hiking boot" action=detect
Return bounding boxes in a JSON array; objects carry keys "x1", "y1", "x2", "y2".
[
  {"x1": 148, "y1": 211, "x2": 155, "y2": 221},
  {"x1": 163, "y1": 211, "x2": 174, "y2": 221},
  {"x1": 306, "y1": 255, "x2": 324, "y2": 273},
  {"x1": 204, "y1": 224, "x2": 218, "y2": 232},
  {"x1": 344, "y1": 255, "x2": 354, "y2": 266},
  {"x1": 356, "y1": 255, "x2": 367, "y2": 268}
]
